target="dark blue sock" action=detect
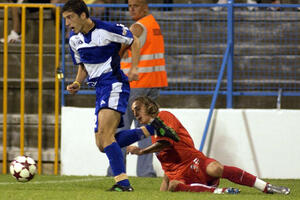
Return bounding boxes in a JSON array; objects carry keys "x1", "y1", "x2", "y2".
[
  {"x1": 115, "y1": 125, "x2": 155, "y2": 148},
  {"x1": 104, "y1": 142, "x2": 130, "y2": 186},
  {"x1": 145, "y1": 125, "x2": 155, "y2": 135},
  {"x1": 115, "y1": 129, "x2": 144, "y2": 148}
]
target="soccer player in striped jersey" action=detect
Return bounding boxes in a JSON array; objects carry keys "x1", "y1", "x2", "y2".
[
  {"x1": 127, "y1": 96, "x2": 290, "y2": 195},
  {"x1": 62, "y1": 0, "x2": 139, "y2": 191},
  {"x1": 62, "y1": 0, "x2": 179, "y2": 192}
]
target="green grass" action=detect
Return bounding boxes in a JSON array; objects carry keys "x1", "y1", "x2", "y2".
[{"x1": 0, "y1": 174, "x2": 298, "y2": 200}]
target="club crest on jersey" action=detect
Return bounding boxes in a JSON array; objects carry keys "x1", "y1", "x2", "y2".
[
  {"x1": 116, "y1": 23, "x2": 128, "y2": 36},
  {"x1": 122, "y1": 27, "x2": 128, "y2": 36}
]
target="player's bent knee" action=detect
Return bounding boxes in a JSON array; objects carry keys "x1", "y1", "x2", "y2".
[
  {"x1": 95, "y1": 138, "x2": 104, "y2": 152},
  {"x1": 95, "y1": 132, "x2": 114, "y2": 152},
  {"x1": 206, "y1": 161, "x2": 224, "y2": 177},
  {"x1": 95, "y1": 141, "x2": 105, "y2": 152},
  {"x1": 98, "y1": 145, "x2": 105, "y2": 152}
]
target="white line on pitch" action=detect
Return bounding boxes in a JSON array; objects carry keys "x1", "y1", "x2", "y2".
[{"x1": 0, "y1": 177, "x2": 105, "y2": 185}]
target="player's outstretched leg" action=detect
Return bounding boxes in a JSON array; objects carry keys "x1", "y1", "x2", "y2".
[
  {"x1": 150, "y1": 117, "x2": 180, "y2": 142},
  {"x1": 221, "y1": 165, "x2": 290, "y2": 195},
  {"x1": 265, "y1": 184, "x2": 290, "y2": 195},
  {"x1": 170, "y1": 181, "x2": 240, "y2": 194}
]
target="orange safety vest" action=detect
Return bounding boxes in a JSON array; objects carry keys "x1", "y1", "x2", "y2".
[{"x1": 121, "y1": 14, "x2": 168, "y2": 88}]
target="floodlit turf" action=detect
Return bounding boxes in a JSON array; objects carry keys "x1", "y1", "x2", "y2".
[{"x1": 0, "y1": 174, "x2": 298, "y2": 200}]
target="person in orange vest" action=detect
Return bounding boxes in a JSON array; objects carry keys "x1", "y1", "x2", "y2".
[{"x1": 107, "y1": 0, "x2": 168, "y2": 177}]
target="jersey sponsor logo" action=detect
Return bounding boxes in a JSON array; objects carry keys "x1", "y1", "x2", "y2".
[
  {"x1": 190, "y1": 158, "x2": 200, "y2": 172},
  {"x1": 87, "y1": 81, "x2": 97, "y2": 87}
]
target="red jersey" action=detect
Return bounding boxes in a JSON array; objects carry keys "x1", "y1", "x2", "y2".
[
  {"x1": 152, "y1": 111, "x2": 219, "y2": 186},
  {"x1": 152, "y1": 111, "x2": 215, "y2": 184}
]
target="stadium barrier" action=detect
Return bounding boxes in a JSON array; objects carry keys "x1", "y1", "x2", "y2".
[
  {"x1": 61, "y1": 107, "x2": 300, "y2": 178},
  {"x1": 0, "y1": 3, "x2": 60, "y2": 175}
]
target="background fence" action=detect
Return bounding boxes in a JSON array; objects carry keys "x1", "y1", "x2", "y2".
[
  {"x1": 61, "y1": 3, "x2": 300, "y2": 107},
  {"x1": 0, "y1": 3, "x2": 60, "y2": 174}
]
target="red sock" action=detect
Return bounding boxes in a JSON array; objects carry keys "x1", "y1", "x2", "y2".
[
  {"x1": 175, "y1": 183, "x2": 216, "y2": 193},
  {"x1": 222, "y1": 165, "x2": 256, "y2": 187}
]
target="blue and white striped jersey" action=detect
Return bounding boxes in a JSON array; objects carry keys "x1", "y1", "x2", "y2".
[{"x1": 68, "y1": 19, "x2": 134, "y2": 84}]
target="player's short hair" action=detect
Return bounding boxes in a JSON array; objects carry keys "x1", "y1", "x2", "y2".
[
  {"x1": 62, "y1": 0, "x2": 89, "y2": 18},
  {"x1": 133, "y1": 96, "x2": 160, "y2": 117}
]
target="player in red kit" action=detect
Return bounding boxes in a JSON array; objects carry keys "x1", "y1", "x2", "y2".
[{"x1": 127, "y1": 96, "x2": 290, "y2": 195}]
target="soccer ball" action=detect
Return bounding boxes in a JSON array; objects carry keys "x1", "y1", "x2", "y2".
[{"x1": 10, "y1": 155, "x2": 37, "y2": 182}]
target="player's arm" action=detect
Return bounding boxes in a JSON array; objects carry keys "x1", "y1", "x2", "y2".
[
  {"x1": 160, "y1": 173, "x2": 170, "y2": 191},
  {"x1": 130, "y1": 23, "x2": 144, "y2": 38},
  {"x1": 119, "y1": 35, "x2": 140, "y2": 81},
  {"x1": 126, "y1": 34, "x2": 140, "y2": 82},
  {"x1": 120, "y1": 23, "x2": 144, "y2": 59},
  {"x1": 128, "y1": 23, "x2": 145, "y2": 80},
  {"x1": 66, "y1": 64, "x2": 87, "y2": 94},
  {"x1": 127, "y1": 140, "x2": 171, "y2": 155}
]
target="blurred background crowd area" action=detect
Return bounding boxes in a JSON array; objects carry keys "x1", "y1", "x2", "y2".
[{"x1": 0, "y1": 0, "x2": 299, "y2": 5}]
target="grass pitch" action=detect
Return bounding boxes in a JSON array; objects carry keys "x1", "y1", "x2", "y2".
[{"x1": 0, "y1": 174, "x2": 298, "y2": 200}]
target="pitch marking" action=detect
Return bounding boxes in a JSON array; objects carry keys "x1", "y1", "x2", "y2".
[{"x1": 0, "y1": 177, "x2": 105, "y2": 185}]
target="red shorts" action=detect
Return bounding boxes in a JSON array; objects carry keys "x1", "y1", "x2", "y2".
[{"x1": 174, "y1": 157, "x2": 220, "y2": 187}]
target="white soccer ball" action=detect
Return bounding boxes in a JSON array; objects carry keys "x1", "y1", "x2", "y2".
[{"x1": 10, "y1": 155, "x2": 37, "y2": 182}]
